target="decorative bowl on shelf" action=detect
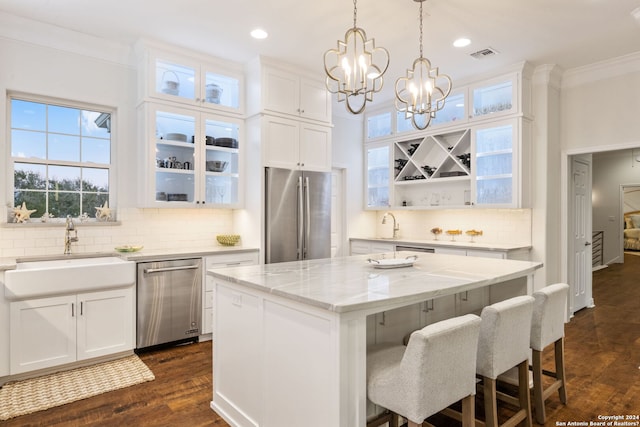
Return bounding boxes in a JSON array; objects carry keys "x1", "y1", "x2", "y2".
[
  {"x1": 206, "y1": 160, "x2": 228, "y2": 172},
  {"x1": 216, "y1": 234, "x2": 240, "y2": 246},
  {"x1": 114, "y1": 245, "x2": 144, "y2": 253},
  {"x1": 165, "y1": 133, "x2": 187, "y2": 142}
]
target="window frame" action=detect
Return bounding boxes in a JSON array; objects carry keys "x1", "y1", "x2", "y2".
[{"x1": 7, "y1": 92, "x2": 117, "y2": 224}]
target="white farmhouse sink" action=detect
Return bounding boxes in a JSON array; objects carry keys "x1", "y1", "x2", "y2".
[{"x1": 4, "y1": 256, "x2": 136, "y2": 300}]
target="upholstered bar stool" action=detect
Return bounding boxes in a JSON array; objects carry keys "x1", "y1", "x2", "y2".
[
  {"x1": 476, "y1": 295, "x2": 535, "y2": 427},
  {"x1": 530, "y1": 283, "x2": 569, "y2": 424},
  {"x1": 367, "y1": 314, "x2": 482, "y2": 427}
]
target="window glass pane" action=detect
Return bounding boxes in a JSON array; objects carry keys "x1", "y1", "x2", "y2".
[
  {"x1": 11, "y1": 100, "x2": 46, "y2": 131},
  {"x1": 49, "y1": 134, "x2": 80, "y2": 162},
  {"x1": 14, "y1": 163, "x2": 47, "y2": 190},
  {"x1": 11, "y1": 130, "x2": 46, "y2": 158},
  {"x1": 82, "y1": 168, "x2": 109, "y2": 193},
  {"x1": 82, "y1": 111, "x2": 111, "y2": 139},
  {"x1": 48, "y1": 105, "x2": 80, "y2": 135},
  {"x1": 82, "y1": 137, "x2": 110, "y2": 163},
  {"x1": 10, "y1": 98, "x2": 112, "y2": 222},
  {"x1": 49, "y1": 192, "x2": 80, "y2": 218},
  {"x1": 49, "y1": 165, "x2": 81, "y2": 191},
  {"x1": 14, "y1": 191, "x2": 46, "y2": 218},
  {"x1": 83, "y1": 193, "x2": 108, "y2": 217}
]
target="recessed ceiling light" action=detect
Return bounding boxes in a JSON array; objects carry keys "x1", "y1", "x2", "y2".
[
  {"x1": 251, "y1": 28, "x2": 268, "y2": 39},
  {"x1": 453, "y1": 38, "x2": 471, "y2": 48}
]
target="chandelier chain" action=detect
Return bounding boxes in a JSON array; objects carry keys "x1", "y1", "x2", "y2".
[
  {"x1": 419, "y1": 0, "x2": 423, "y2": 59},
  {"x1": 353, "y1": 0, "x2": 358, "y2": 28}
]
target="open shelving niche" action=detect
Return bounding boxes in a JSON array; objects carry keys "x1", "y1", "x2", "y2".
[{"x1": 393, "y1": 129, "x2": 472, "y2": 208}]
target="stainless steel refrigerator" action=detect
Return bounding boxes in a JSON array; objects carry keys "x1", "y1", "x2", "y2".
[{"x1": 265, "y1": 167, "x2": 331, "y2": 263}]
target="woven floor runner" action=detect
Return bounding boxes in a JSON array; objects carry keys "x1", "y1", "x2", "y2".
[{"x1": 0, "y1": 354, "x2": 154, "y2": 420}]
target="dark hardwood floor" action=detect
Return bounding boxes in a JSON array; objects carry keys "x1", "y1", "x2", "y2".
[{"x1": 3, "y1": 254, "x2": 639, "y2": 426}]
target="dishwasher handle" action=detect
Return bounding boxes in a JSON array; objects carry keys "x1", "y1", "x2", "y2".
[{"x1": 143, "y1": 264, "x2": 200, "y2": 274}]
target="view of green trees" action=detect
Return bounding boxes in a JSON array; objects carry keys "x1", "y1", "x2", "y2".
[{"x1": 13, "y1": 169, "x2": 108, "y2": 220}]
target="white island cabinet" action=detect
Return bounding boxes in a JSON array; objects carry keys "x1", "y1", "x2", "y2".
[{"x1": 209, "y1": 252, "x2": 542, "y2": 427}]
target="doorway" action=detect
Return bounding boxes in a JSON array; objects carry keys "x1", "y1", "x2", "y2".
[{"x1": 564, "y1": 143, "x2": 640, "y2": 316}]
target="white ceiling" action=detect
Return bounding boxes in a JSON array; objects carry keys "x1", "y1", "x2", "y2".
[{"x1": 1, "y1": 0, "x2": 640, "y2": 106}]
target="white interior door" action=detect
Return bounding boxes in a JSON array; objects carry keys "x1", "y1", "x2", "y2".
[{"x1": 570, "y1": 157, "x2": 592, "y2": 313}]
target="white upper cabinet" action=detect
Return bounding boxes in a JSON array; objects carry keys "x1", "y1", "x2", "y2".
[
  {"x1": 246, "y1": 56, "x2": 332, "y2": 124},
  {"x1": 136, "y1": 41, "x2": 244, "y2": 116},
  {"x1": 246, "y1": 56, "x2": 332, "y2": 172},
  {"x1": 261, "y1": 116, "x2": 331, "y2": 172},
  {"x1": 138, "y1": 103, "x2": 244, "y2": 208},
  {"x1": 471, "y1": 118, "x2": 524, "y2": 208},
  {"x1": 469, "y1": 74, "x2": 517, "y2": 121},
  {"x1": 362, "y1": 63, "x2": 532, "y2": 210},
  {"x1": 365, "y1": 142, "x2": 391, "y2": 209}
]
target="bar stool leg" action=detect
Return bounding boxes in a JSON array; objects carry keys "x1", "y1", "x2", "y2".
[
  {"x1": 461, "y1": 394, "x2": 475, "y2": 427},
  {"x1": 556, "y1": 338, "x2": 567, "y2": 404},
  {"x1": 518, "y1": 360, "x2": 533, "y2": 427},
  {"x1": 483, "y1": 377, "x2": 499, "y2": 427},
  {"x1": 532, "y1": 349, "x2": 545, "y2": 425}
]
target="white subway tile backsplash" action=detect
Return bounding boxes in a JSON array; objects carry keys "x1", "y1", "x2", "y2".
[
  {"x1": 374, "y1": 209, "x2": 532, "y2": 245},
  {"x1": 0, "y1": 207, "x2": 235, "y2": 258}
]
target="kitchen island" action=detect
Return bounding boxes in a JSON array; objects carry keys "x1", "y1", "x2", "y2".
[{"x1": 208, "y1": 252, "x2": 542, "y2": 427}]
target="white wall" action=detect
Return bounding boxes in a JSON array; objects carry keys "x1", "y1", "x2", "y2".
[
  {"x1": 0, "y1": 17, "x2": 237, "y2": 258},
  {"x1": 331, "y1": 113, "x2": 377, "y2": 241},
  {"x1": 561, "y1": 54, "x2": 640, "y2": 153}
]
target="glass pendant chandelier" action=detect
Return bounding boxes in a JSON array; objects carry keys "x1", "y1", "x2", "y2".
[
  {"x1": 395, "y1": 0, "x2": 452, "y2": 130},
  {"x1": 324, "y1": 0, "x2": 390, "y2": 115}
]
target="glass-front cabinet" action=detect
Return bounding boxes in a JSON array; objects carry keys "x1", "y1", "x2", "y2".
[
  {"x1": 139, "y1": 46, "x2": 244, "y2": 116},
  {"x1": 140, "y1": 103, "x2": 242, "y2": 208},
  {"x1": 361, "y1": 66, "x2": 532, "y2": 210},
  {"x1": 469, "y1": 74, "x2": 517, "y2": 121},
  {"x1": 396, "y1": 90, "x2": 467, "y2": 132},
  {"x1": 471, "y1": 119, "x2": 518, "y2": 207},
  {"x1": 365, "y1": 142, "x2": 391, "y2": 209}
]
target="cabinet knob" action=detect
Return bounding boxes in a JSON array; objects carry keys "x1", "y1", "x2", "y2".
[{"x1": 300, "y1": 109, "x2": 305, "y2": 114}]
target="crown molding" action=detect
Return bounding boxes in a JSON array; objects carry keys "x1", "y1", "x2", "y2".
[
  {"x1": 561, "y1": 51, "x2": 640, "y2": 88},
  {"x1": 0, "y1": 11, "x2": 134, "y2": 68}
]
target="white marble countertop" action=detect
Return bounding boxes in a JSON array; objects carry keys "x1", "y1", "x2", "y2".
[
  {"x1": 207, "y1": 251, "x2": 543, "y2": 313},
  {"x1": 0, "y1": 246, "x2": 259, "y2": 271},
  {"x1": 350, "y1": 237, "x2": 531, "y2": 251}
]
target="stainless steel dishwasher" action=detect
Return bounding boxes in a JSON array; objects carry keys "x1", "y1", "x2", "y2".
[{"x1": 136, "y1": 258, "x2": 202, "y2": 349}]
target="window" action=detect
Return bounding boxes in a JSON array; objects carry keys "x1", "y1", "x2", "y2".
[{"x1": 9, "y1": 96, "x2": 113, "y2": 222}]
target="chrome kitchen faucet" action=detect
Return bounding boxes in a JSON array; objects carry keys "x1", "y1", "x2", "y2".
[
  {"x1": 64, "y1": 215, "x2": 79, "y2": 254},
  {"x1": 382, "y1": 212, "x2": 400, "y2": 239}
]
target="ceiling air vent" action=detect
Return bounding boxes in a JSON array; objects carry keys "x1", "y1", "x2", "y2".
[{"x1": 470, "y1": 47, "x2": 499, "y2": 60}]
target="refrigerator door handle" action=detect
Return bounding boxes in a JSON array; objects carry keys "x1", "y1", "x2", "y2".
[
  {"x1": 304, "y1": 176, "x2": 310, "y2": 259},
  {"x1": 297, "y1": 176, "x2": 304, "y2": 260}
]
